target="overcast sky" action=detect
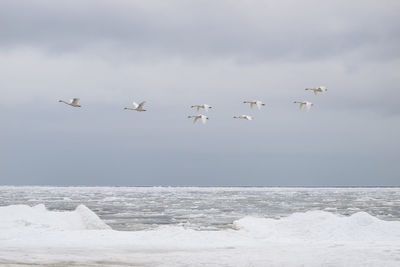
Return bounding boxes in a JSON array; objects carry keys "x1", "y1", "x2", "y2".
[{"x1": 1, "y1": 0, "x2": 399, "y2": 186}]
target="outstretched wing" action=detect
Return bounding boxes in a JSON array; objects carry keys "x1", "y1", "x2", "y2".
[
  {"x1": 201, "y1": 116, "x2": 207, "y2": 124},
  {"x1": 204, "y1": 105, "x2": 209, "y2": 112},
  {"x1": 132, "y1": 102, "x2": 139, "y2": 108},
  {"x1": 299, "y1": 103, "x2": 305, "y2": 110},
  {"x1": 138, "y1": 101, "x2": 146, "y2": 109},
  {"x1": 194, "y1": 117, "x2": 200, "y2": 124},
  {"x1": 256, "y1": 101, "x2": 262, "y2": 110},
  {"x1": 250, "y1": 103, "x2": 255, "y2": 109},
  {"x1": 306, "y1": 103, "x2": 312, "y2": 111},
  {"x1": 314, "y1": 91, "x2": 318, "y2": 96},
  {"x1": 71, "y1": 98, "x2": 80, "y2": 105}
]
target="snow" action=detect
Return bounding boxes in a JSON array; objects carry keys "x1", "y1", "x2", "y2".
[
  {"x1": 233, "y1": 210, "x2": 400, "y2": 242},
  {"x1": 0, "y1": 204, "x2": 400, "y2": 266},
  {"x1": 0, "y1": 204, "x2": 110, "y2": 231}
]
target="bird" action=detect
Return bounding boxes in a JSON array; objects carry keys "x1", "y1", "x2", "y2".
[
  {"x1": 293, "y1": 101, "x2": 313, "y2": 111},
  {"x1": 305, "y1": 86, "x2": 327, "y2": 95},
  {"x1": 191, "y1": 104, "x2": 212, "y2": 112},
  {"x1": 243, "y1": 100, "x2": 266, "y2": 110},
  {"x1": 188, "y1": 114, "x2": 208, "y2": 124},
  {"x1": 124, "y1": 101, "x2": 146, "y2": 112},
  {"x1": 233, "y1": 115, "x2": 253, "y2": 120},
  {"x1": 58, "y1": 98, "x2": 81, "y2": 107}
]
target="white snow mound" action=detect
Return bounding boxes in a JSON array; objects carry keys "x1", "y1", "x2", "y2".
[
  {"x1": 233, "y1": 210, "x2": 400, "y2": 242},
  {"x1": 0, "y1": 204, "x2": 110, "y2": 230}
]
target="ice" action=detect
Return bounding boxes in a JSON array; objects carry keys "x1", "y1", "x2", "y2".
[
  {"x1": 233, "y1": 210, "x2": 400, "y2": 242},
  {"x1": 0, "y1": 204, "x2": 400, "y2": 266},
  {"x1": 102, "y1": 196, "x2": 122, "y2": 202},
  {"x1": 0, "y1": 204, "x2": 110, "y2": 230},
  {"x1": 2, "y1": 186, "x2": 400, "y2": 232}
]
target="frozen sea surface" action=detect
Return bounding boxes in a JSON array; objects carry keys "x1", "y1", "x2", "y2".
[
  {"x1": 0, "y1": 187, "x2": 400, "y2": 266},
  {"x1": 1, "y1": 186, "x2": 399, "y2": 231}
]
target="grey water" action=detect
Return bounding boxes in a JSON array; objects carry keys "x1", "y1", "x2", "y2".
[{"x1": 0, "y1": 186, "x2": 399, "y2": 231}]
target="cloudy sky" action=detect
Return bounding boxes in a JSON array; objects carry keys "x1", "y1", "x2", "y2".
[{"x1": 1, "y1": 0, "x2": 399, "y2": 186}]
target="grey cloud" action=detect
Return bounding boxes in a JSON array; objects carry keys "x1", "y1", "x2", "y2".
[{"x1": 1, "y1": 0, "x2": 399, "y2": 61}]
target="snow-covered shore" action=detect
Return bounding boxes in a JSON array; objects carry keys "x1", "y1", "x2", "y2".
[{"x1": 1, "y1": 204, "x2": 399, "y2": 266}]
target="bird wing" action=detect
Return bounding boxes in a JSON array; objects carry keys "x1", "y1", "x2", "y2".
[
  {"x1": 194, "y1": 117, "x2": 200, "y2": 124},
  {"x1": 71, "y1": 98, "x2": 80, "y2": 105},
  {"x1": 256, "y1": 101, "x2": 262, "y2": 110},
  {"x1": 197, "y1": 106, "x2": 201, "y2": 112},
  {"x1": 132, "y1": 102, "x2": 139, "y2": 108},
  {"x1": 306, "y1": 103, "x2": 312, "y2": 111},
  {"x1": 138, "y1": 101, "x2": 146, "y2": 109},
  {"x1": 314, "y1": 91, "x2": 318, "y2": 96},
  {"x1": 201, "y1": 116, "x2": 207, "y2": 124},
  {"x1": 204, "y1": 105, "x2": 209, "y2": 112},
  {"x1": 250, "y1": 103, "x2": 255, "y2": 109},
  {"x1": 247, "y1": 116, "x2": 253, "y2": 120},
  {"x1": 299, "y1": 103, "x2": 305, "y2": 110}
]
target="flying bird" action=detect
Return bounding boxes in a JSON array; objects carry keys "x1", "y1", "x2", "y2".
[
  {"x1": 305, "y1": 86, "x2": 327, "y2": 95},
  {"x1": 243, "y1": 100, "x2": 266, "y2": 110},
  {"x1": 294, "y1": 101, "x2": 313, "y2": 111},
  {"x1": 191, "y1": 104, "x2": 212, "y2": 112},
  {"x1": 58, "y1": 98, "x2": 81, "y2": 107},
  {"x1": 188, "y1": 114, "x2": 208, "y2": 124},
  {"x1": 233, "y1": 115, "x2": 253, "y2": 120},
  {"x1": 124, "y1": 101, "x2": 147, "y2": 112}
]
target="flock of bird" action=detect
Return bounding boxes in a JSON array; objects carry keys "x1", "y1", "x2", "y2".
[{"x1": 58, "y1": 86, "x2": 328, "y2": 124}]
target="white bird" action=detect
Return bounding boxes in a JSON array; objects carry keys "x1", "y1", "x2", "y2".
[
  {"x1": 233, "y1": 115, "x2": 253, "y2": 120},
  {"x1": 124, "y1": 101, "x2": 146, "y2": 112},
  {"x1": 191, "y1": 104, "x2": 212, "y2": 112},
  {"x1": 243, "y1": 100, "x2": 266, "y2": 110},
  {"x1": 305, "y1": 86, "x2": 327, "y2": 95},
  {"x1": 293, "y1": 101, "x2": 313, "y2": 111},
  {"x1": 58, "y1": 98, "x2": 81, "y2": 107},
  {"x1": 188, "y1": 114, "x2": 208, "y2": 124}
]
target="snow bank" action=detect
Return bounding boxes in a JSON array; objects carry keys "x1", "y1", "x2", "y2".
[
  {"x1": 1, "y1": 204, "x2": 399, "y2": 243},
  {"x1": 233, "y1": 210, "x2": 400, "y2": 241},
  {"x1": 1, "y1": 205, "x2": 400, "y2": 266},
  {"x1": 0, "y1": 204, "x2": 110, "y2": 230}
]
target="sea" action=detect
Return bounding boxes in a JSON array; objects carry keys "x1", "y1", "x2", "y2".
[{"x1": 1, "y1": 186, "x2": 399, "y2": 231}]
